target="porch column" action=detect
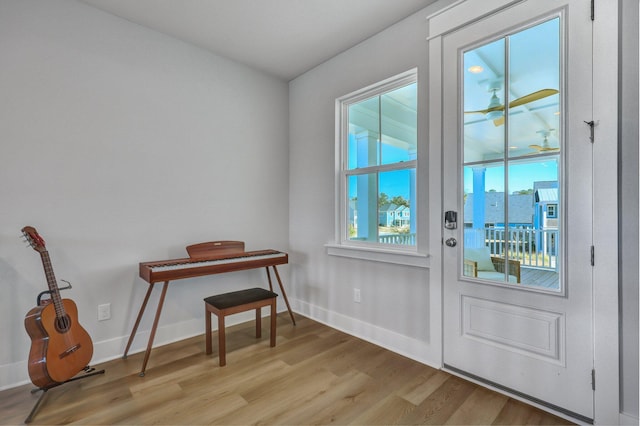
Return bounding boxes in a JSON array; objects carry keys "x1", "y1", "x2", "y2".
[
  {"x1": 355, "y1": 131, "x2": 378, "y2": 241},
  {"x1": 466, "y1": 167, "x2": 486, "y2": 248},
  {"x1": 409, "y1": 149, "x2": 417, "y2": 237}
]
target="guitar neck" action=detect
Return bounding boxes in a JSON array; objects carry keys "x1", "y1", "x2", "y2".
[{"x1": 40, "y1": 250, "x2": 65, "y2": 317}]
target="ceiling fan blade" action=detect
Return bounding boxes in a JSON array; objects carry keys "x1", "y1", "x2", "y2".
[
  {"x1": 509, "y1": 89, "x2": 559, "y2": 108},
  {"x1": 528, "y1": 144, "x2": 560, "y2": 152},
  {"x1": 465, "y1": 104, "x2": 506, "y2": 115}
]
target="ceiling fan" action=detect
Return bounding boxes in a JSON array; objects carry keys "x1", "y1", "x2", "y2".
[
  {"x1": 465, "y1": 88, "x2": 559, "y2": 126},
  {"x1": 529, "y1": 129, "x2": 560, "y2": 153}
]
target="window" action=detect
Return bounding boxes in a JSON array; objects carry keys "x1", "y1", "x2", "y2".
[
  {"x1": 336, "y1": 70, "x2": 417, "y2": 250},
  {"x1": 461, "y1": 17, "x2": 561, "y2": 290}
]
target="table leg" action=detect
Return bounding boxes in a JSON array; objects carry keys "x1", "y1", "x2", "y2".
[
  {"x1": 139, "y1": 281, "x2": 169, "y2": 376},
  {"x1": 272, "y1": 265, "x2": 296, "y2": 325},
  {"x1": 123, "y1": 282, "x2": 155, "y2": 358},
  {"x1": 265, "y1": 266, "x2": 274, "y2": 292}
]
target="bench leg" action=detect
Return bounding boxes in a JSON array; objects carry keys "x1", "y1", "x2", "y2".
[
  {"x1": 218, "y1": 314, "x2": 226, "y2": 367},
  {"x1": 255, "y1": 307, "x2": 262, "y2": 338},
  {"x1": 205, "y1": 308, "x2": 212, "y2": 355},
  {"x1": 270, "y1": 299, "x2": 276, "y2": 347}
]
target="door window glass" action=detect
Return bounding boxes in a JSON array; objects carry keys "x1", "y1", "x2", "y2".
[{"x1": 462, "y1": 18, "x2": 561, "y2": 291}]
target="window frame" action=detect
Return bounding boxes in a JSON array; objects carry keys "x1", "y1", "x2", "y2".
[{"x1": 328, "y1": 69, "x2": 428, "y2": 267}]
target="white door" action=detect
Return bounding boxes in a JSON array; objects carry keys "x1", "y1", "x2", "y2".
[{"x1": 439, "y1": 0, "x2": 594, "y2": 421}]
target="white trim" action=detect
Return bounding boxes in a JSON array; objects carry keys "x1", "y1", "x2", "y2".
[
  {"x1": 426, "y1": 0, "x2": 525, "y2": 40},
  {"x1": 427, "y1": 23, "x2": 445, "y2": 370},
  {"x1": 0, "y1": 360, "x2": 29, "y2": 392},
  {"x1": 619, "y1": 412, "x2": 640, "y2": 426},
  {"x1": 291, "y1": 298, "x2": 440, "y2": 368},
  {"x1": 333, "y1": 69, "x2": 420, "y2": 256},
  {"x1": 591, "y1": 1, "x2": 620, "y2": 424},
  {"x1": 325, "y1": 243, "x2": 429, "y2": 267}
]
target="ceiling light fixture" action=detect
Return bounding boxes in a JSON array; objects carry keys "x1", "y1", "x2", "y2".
[{"x1": 468, "y1": 65, "x2": 484, "y2": 74}]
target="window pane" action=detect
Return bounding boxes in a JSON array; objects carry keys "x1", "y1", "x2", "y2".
[
  {"x1": 463, "y1": 37, "x2": 506, "y2": 162},
  {"x1": 378, "y1": 169, "x2": 415, "y2": 245},
  {"x1": 348, "y1": 97, "x2": 380, "y2": 169},
  {"x1": 461, "y1": 18, "x2": 562, "y2": 291},
  {"x1": 508, "y1": 159, "x2": 560, "y2": 290},
  {"x1": 463, "y1": 165, "x2": 507, "y2": 282},
  {"x1": 348, "y1": 173, "x2": 377, "y2": 242},
  {"x1": 381, "y1": 83, "x2": 417, "y2": 165},
  {"x1": 347, "y1": 169, "x2": 416, "y2": 246},
  {"x1": 508, "y1": 18, "x2": 560, "y2": 158}
]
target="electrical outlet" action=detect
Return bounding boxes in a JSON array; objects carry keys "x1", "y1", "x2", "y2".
[
  {"x1": 353, "y1": 288, "x2": 361, "y2": 303},
  {"x1": 98, "y1": 303, "x2": 111, "y2": 321}
]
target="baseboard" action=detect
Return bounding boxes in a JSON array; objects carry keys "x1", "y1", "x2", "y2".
[
  {"x1": 0, "y1": 360, "x2": 30, "y2": 391},
  {"x1": 291, "y1": 298, "x2": 440, "y2": 369},
  {"x1": 619, "y1": 411, "x2": 639, "y2": 425},
  {"x1": 0, "y1": 309, "x2": 267, "y2": 390}
]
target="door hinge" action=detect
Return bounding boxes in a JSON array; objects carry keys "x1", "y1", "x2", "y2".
[
  {"x1": 590, "y1": 246, "x2": 595, "y2": 266},
  {"x1": 584, "y1": 120, "x2": 595, "y2": 143},
  {"x1": 590, "y1": 0, "x2": 595, "y2": 21},
  {"x1": 591, "y1": 369, "x2": 596, "y2": 390}
]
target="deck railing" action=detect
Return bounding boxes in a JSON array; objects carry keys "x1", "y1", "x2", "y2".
[
  {"x1": 373, "y1": 228, "x2": 557, "y2": 271},
  {"x1": 483, "y1": 227, "x2": 558, "y2": 270},
  {"x1": 378, "y1": 233, "x2": 416, "y2": 245}
]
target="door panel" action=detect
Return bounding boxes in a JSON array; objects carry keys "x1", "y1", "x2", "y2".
[{"x1": 440, "y1": 0, "x2": 594, "y2": 420}]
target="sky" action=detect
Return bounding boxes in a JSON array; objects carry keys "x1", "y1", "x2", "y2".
[
  {"x1": 464, "y1": 159, "x2": 559, "y2": 194},
  {"x1": 349, "y1": 140, "x2": 558, "y2": 201}
]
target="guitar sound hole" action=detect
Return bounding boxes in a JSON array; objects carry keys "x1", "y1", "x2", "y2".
[{"x1": 55, "y1": 315, "x2": 72, "y2": 333}]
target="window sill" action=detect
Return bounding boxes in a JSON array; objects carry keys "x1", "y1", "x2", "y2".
[{"x1": 325, "y1": 243, "x2": 430, "y2": 268}]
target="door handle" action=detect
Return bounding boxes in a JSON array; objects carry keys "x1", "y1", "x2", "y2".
[{"x1": 445, "y1": 237, "x2": 457, "y2": 247}]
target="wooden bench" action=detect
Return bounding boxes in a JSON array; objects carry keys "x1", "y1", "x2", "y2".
[{"x1": 204, "y1": 288, "x2": 278, "y2": 366}]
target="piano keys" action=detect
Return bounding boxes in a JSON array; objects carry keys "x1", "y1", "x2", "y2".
[
  {"x1": 123, "y1": 242, "x2": 294, "y2": 376},
  {"x1": 139, "y1": 250, "x2": 288, "y2": 283}
]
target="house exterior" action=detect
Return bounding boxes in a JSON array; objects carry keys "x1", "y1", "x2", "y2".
[
  {"x1": 463, "y1": 192, "x2": 534, "y2": 228},
  {"x1": 378, "y1": 203, "x2": 411, "y2": 227}
]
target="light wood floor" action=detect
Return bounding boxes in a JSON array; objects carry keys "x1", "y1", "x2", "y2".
[{"x1": 1, "y1": 314, "x2": 573, "y2": 425}]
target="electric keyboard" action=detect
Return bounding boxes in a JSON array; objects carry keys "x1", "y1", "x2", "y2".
[
  {"x1": 139, "y1": 250, "x2": 288, "y2": 283},
  {"x1": 125, "y1": 242, "x2": 294, "y2": 376}
]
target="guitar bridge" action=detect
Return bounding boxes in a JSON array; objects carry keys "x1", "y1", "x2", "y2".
[{"x1": 59, "y1": 344, "x2": 81, "y2": 359}]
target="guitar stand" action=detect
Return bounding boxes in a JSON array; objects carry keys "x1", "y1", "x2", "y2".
[{"x1": 24, "y1": 366, "x2": 105, "y2": 424}]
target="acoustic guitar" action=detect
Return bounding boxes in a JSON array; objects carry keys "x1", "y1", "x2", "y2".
[{"x1": 22, "y1": 226, "x2": 93, "y2": 388}]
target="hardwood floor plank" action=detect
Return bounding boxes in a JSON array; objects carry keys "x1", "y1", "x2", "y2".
[
  {"x1": 492, "y1": 399, "x2": 573, "y2": 425},
  {"x1": 0, "y1": 314, "x2": 574, "y2": 425},
  {"x1": 398, "y1": 369, "x2": 451, "y2": 406},
  {"x1": 398, "y1": 375, "x2": 478, "y2": 424},
  {"x1": 273, "y1": 369, "x2": 373, "y2": 425},
  {"x1": 349, "y1": 394, "x2": 417, "y2": 425},
  {"x1": 445, "y1": 386, "x2": 509, "y2": 425}
]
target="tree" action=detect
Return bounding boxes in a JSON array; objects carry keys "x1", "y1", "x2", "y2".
[
  {"x1": 391, "y1": 195, "x2": 410, "y2": 207},
  {"x1": 513, "y1": 188, "x2": 534, "y2": 195}
]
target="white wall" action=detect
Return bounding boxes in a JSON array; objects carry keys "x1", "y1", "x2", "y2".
[
  {"x1": 288, "y1": 3, "x2": 447, "y2": 367},
  {"x1": 0, "y1": 0, "x2": 289, "y2": 389},
  {"x1": 619, "y1": 0, "x2": 639, "y2": 421}
]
